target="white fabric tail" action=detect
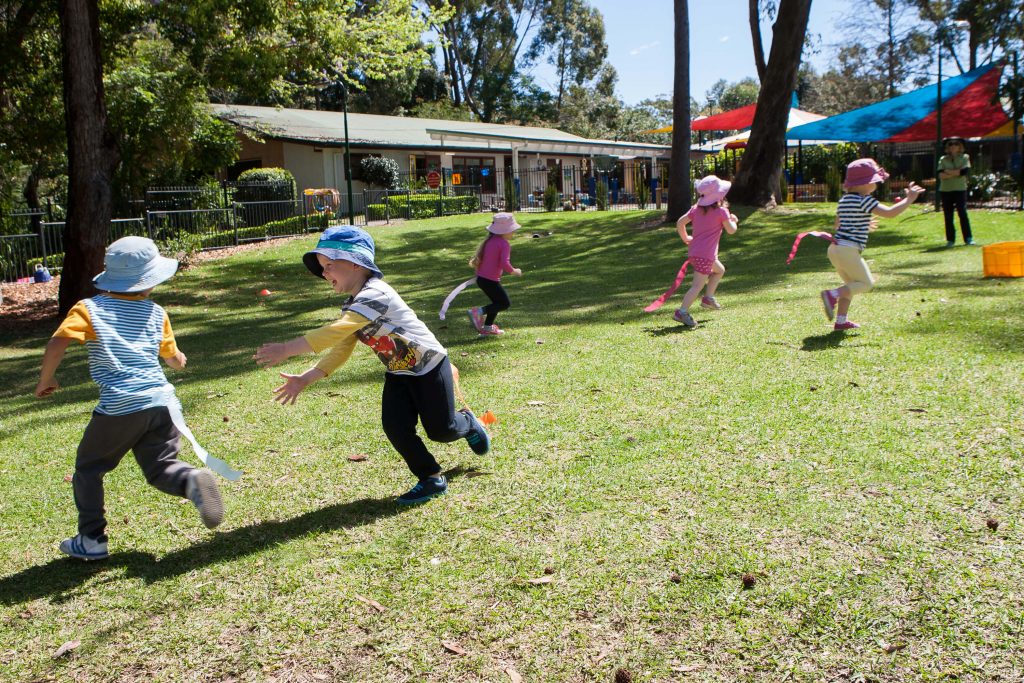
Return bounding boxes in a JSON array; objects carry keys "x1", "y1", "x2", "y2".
[
  {"x1": 167, "y1": 396, "x2": 243, "y2": 481},
  {"x1": 439, "y1": 277, "x2": 478, "y2": 320}
]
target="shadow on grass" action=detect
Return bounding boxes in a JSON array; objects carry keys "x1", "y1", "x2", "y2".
[
  {"x1": 0, "y1": 464, "x2": 481, "y2": 606},
  {"x1": 800, "y1": 330, "x2": 851, "y2": 351}
]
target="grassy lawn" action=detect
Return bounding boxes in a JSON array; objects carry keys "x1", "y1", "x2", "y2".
[{"x1": 1, "y1": 204, "x2": 1022, "y2": 682}]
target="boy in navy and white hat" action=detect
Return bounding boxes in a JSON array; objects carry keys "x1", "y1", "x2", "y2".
[
  {"x1": 254, "y1": 225, "x2": 491, "y2": 504},
  {"x1": 35, "y1": 236, "x2": 225, "y2": 560}
]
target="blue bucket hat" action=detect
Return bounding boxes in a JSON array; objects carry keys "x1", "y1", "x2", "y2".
[
  {"x1": 93, "y1": 236, "x2": 178, "y2": 293},
  {"x1": 303, "y1": 225, "x2": 383, "y2": 279}
]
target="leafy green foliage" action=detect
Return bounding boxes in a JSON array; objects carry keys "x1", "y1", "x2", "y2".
[
  {"x1": 366, "y1": 193, "x2": 481, "y2": 221},
  {"x1": 543, "y1": 184, "x2": 559, "y2": 212},
  {"x1": 360, "y1": 157, "x2": 401, "y2": 190},
  {"x1": 595, "y1": 178, "x2": 608, "y2": 210},
  {"x1": 234, "y1": 169, "x2": 296, "y2": 202}
]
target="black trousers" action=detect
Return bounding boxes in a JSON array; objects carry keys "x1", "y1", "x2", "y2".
[
  {"x1": 941, "y1": 190, "x2": 972, "y2": 243},
  {"x1": 75, "y1": 406, "x2": 193, "y2": 538},
  {"x1": 476, "y1": 276, "x2": 510, "y2": 326},
  {"x1": 380, "y1": 357, "x2": 472, "y2": 480}
]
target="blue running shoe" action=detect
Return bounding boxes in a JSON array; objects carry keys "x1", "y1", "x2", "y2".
[
  {"x1": 461, "y1": 408, "x2": 491, "y2": 455},
  {"x1": 59, "y1": 533, "x2": 109, "y2": 561},
  {"x1": 396, "y1": 475, "x2": 448, "y2": 505}
]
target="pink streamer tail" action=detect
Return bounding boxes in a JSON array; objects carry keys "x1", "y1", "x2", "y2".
[
  {"x1": 786, "y1": 231, "x2": 836, "y2": 265},
  {"x1": 644, "y1": 260, "x2": 690, "y2": 312}
]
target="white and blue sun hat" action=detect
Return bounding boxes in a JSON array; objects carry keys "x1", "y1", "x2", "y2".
[
  {"x1": 303, "y1": 226, "x2": 383, "y2": 279},
  {"x1": 93, "y1": 236, "x2": 178, "y2": 293}
]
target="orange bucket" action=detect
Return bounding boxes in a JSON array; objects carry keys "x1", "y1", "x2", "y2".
[{"x1": 982, "y1": 241, "x2": 1024, "y2": 278}]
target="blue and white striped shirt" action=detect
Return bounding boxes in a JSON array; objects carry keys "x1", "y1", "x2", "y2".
[
  {"x1": 835, "y1": 193, "x2": 880, "y2": 249},
  {"x1": 83, "y1": 296, "x2": 173, "y2": 415}
]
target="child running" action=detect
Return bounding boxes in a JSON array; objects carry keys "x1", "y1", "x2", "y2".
[
  {"x1": 467, "y1": 212, "x2": 522, "y2": 336},
  {"x1": 254, "y1": 226, "x2": 491, "y2": 505},
  {"x1": 672, "y1": 175, "x2": 739, "y2": 329},
  {"x1": 820, "y1": 159, "x2": 923, "y2": 330},
  {"x1": 34, "y1": 237, "x2": 224, "y2": 561}
]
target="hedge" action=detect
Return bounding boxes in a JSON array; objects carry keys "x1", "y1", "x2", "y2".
[
  {"x1": 366, "y1": 193, "x2": 480, "y2": 221},
  {"x1": 20, "y1": 213, "x2": 328, "y2": 271}
]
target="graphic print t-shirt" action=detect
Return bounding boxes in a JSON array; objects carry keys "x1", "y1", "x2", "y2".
[{"x1": 305, "y1": 278, "x2": 445, "y2": 377}]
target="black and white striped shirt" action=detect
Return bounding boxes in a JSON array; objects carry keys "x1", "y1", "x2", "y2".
[{"x1": 835, "y1": 193, "x2": 880, "y2": 248}]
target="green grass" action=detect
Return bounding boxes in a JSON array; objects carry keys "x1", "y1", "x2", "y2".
[{"x1": 1, "y1": 205, "x2": 1023, "y2": 682}]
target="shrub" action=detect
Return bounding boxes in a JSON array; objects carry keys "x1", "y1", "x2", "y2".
[
  {"x1": 968, "y1": 171, "x2": 1000, "y2": 201},
  {"x1": 825, "y1": 164, "x2": 843, "y2": 202},
  {"x1": 543, "y1": 184, "x2": 559, "y2": 212},
  {"x1": 504, "y1": 176, "x2": 519, "y2": 211},
  {"x1": 596, "y1": 179, "x2": 609, "y2": 210},
  {"x1": 777, "y1": 169, "x2": 788, "y2": 205},
  {"x1": 361, "y1": 157, "x2": 401, "y2": 189},
  {"x1": 234, "y1": 168, "x2": 295, "y2": 201},
  {"x1": 636, "y1": 169, "x2": 650, "y2": 210},
  {"x1": 367, "y1": 192, "x2": 479, "y2": 221}
]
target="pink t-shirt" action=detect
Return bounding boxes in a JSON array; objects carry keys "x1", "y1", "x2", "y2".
[
  {"x1": 475, "y1": 235, "x2": 514, "y2": 281},
  {"x1": 685, "y1": 205, "x2": 731, "y2": 261}
]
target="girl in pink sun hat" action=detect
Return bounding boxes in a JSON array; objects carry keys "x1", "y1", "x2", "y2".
[
  {"x1": 819, "y1": 159, "x2": 924, "y2": 330},
  {"x1": 466, "y1": 212, "x2": 523, "y2": 337},
  {"x1": 670, "y1": 175, "x2": 739, "y2": 329}
]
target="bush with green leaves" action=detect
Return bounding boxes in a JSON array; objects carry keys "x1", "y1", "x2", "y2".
[
  {"x1": 825, "y1": 164, "x2": 843, "y2": 202},
  {"x1": 234, "y1": 168, "x2": 295, "y2": 202},
  {"x1": 361, "y1": 157, "x2": 401, "y2": 189},
  {"x1": 366, "y1": 193, "x2": 479, "y2": 221},
  {"x1": 504, "y1": 176, "x2": 519, "y2": 211},
  {"x1": 596, "y1": 179, "x2": 609, "y2": 210},
  {"x1": 968, "y1": 172, "x2": 1000, "y2": 201},
  {"x1": 543, "y1": 184, "x2": 559, "y2": 212}
]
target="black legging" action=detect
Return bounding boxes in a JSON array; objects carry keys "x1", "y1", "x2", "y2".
[
  {"x1": 476, "y1": 276, "x2": 510, "y2": 326},
  {"x1": 941, "y1": 190, "x2": 972, "y2": 243},
  {"x1": 380, "y1": 357, "x2": 472, "y2": 480}
]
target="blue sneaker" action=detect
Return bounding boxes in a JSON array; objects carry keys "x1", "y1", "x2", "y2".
[
  {"x1": 396, "y1": 475, "x2": 448, "y2": 505},
  {"x1": 461, "y1": 408, "x2": 491, "y2": 455},
  {"x1": 59, "y1": 533, "x2": 109, "y2": 561}
]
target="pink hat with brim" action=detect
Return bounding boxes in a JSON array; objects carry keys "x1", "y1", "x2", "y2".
[
  {"x1": 694, "y1": 175, "x2": 731, "y2": 206},
  {"x1": 487, "y1": 212, "x2": 521, "y2": 235},
  {"x1": 843, "y1": 159, "x2": 889, "y2": 189}
]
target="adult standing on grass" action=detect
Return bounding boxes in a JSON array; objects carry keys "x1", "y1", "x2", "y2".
[
  {"x1": 34, "y1": 237, "x2": 225, "y2": 561},
  {"x1": 253, "y1": 226, "x2": 492, "y2": 505},
  {"x1": 937, "y1": 137, "x2": 975, "y2": 247},
  {"x1": 819, "y1": 159, "x2": 924, "y2": 331}
]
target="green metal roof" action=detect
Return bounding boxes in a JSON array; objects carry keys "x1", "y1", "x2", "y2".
[{"x1": 211, "y1": 104, "x2": 670, "y2": 157}]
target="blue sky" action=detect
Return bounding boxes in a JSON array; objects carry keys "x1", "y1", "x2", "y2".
[{"x1": 528, "y1": 0, "x2": 850, "y2": 106}]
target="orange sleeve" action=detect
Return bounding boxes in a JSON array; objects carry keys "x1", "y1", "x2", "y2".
[
  {"x1": 52, "y1": 302, "x2": 95, "y2": 343},
  {"x1": 160, "y1": 313, "x2": 179, "y2": 358}
]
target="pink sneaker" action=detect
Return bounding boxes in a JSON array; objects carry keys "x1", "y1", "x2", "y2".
[
  {"x1": 700, "y1": 296, "x2": 721, "y2": 310},
  {"x1": 820, "y1": 289, "x2": 838, "y2": 321},
  {"x1": 833, "y1": 320, "x2": 860, "y2": 330},
  {"x1": 467, "y1": 307, "x2": 484, "y2": 332},
  {"x1": 479, "y1": 324, "x2": 505, "y2": 336}
]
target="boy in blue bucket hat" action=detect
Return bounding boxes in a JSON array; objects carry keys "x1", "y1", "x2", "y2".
[
  {"x1": 35, "y1": 236, "x2": 227, "y2": 561},
  {"x1": 255, "y1": 225, "x2": 491, "y2": 504}
]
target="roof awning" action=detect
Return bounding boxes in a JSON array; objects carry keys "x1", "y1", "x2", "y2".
[{"x1": 426, "y1": 128, "x2": 670, "y2": 158}]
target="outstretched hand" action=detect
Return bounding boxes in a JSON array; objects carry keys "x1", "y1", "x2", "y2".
[
  {"x1": 254, "y1": 342, "x2": 288, "y2": 368},
  {"x1": 905, "y1": 183, "x2": 925, "y2": 201},
  {"x1": 272, "y1": 372, "x2": 309, "y2": 405}
]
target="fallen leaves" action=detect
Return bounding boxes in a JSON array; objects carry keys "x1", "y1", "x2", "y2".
[
  {"x1": 347, "y1": 453, "x2": 368, "y2": 462},
  {"x1": 354, "y1": 595, "x2": 386, "y2": 613},
  {"x1": 526, "y1": 400, "x2": 545, "y2": 407},
  {"x1": 526, "y1": 576, "x2": 553, "y2": 585},
  {"x1": 880, "y1": 640, "x2": 907, "y2": 654},
  {"x1": 504, "y1": 667, "x2": 523, "y2": 683},
  {"x1": 52, "y1": 640, "x2": 80, "y2": 659},
  {"x1": 442, "y1": 640, "x2": 468, "y2": 656},
  {"x1": 63, "y1": 474, "x2": 72, "y2": 483}
]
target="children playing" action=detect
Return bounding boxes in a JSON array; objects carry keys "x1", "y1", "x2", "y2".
[
  {"x1": 253, "y1": 226, "x2": 492, "y2": 505},
  {"x1": 820, "y1": 159, "x2": 924, "y2": 330},
  {"x1": 467, "y1": 212, "x2": 522, "y2": 336},
  {"x1": 672, "y1": 176, "x2": 739, "y2": 329},
  {"x1": 34, "y1": 236, "x2": 224, "y2": 561}
]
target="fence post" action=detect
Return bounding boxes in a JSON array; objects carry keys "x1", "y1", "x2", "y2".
[
  {"x1": 302, "y1": 193, "x2": 309, "y2": 232},
  {"x1": 233, "y1": 204, "x2": 239, "y2": 246},
  {"x1": 384, "y1": 190, "x2": 391, "y2": 224},
  {"x1": 146, "y1": 211, "x2": 155, "y2": 240}
]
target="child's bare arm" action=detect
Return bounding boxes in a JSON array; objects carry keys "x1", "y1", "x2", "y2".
[
  {"x1": 254, "y1": 337, "x2": 314, "y2": 368},
  {"x1": 724, "y1": 213, "x2": 739, "y2": 235},
  {"x1": 272, "y1": 368, "x2": 327, "y2": 405},
  {"x1": 163, "y1": 350, "x2": 187, "y2": 370},
  {"x1": 35, "y1": 336, "x2": 73, "y2": 397},
  {"x1": 676, "y1": 215, "x2": 692, "y2": 244},
  {"x1": 872, "y1": 183, "x2": 924, "y2": 218}
]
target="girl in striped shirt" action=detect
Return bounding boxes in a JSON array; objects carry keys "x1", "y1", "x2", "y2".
[{"x1": 820, "y1": 159, "x2": 923, "y2": 330}]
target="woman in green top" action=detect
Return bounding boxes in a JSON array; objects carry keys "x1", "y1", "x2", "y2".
[{"x1": 937, "y1": 137, "x2": 974, "y2": 247}]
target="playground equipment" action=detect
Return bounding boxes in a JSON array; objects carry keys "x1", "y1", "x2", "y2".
[{"x1": 303, "y1": 188, "x2": 342, "y2": 217}]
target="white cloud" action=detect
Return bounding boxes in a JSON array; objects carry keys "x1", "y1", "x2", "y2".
[
  {"x1": 719, "y1": 36, "x2": 729, "y2": 43},
  {"x1": 629, "y1": 41, "x2": 660, "y2": 56}
]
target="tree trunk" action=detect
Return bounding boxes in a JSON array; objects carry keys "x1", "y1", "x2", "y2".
[
  {"x1": 729, "y1": 0, "x2": 811, "y2": 207},
  {"x1": 748, "y1": 0, "x2": 767, "y2": 82},
  {"x1": 58, "y1": 0, "x2": 120, "y2": 315},
  {"x1": 667, "y1": 0, "x2": 691, "y2": 222}
]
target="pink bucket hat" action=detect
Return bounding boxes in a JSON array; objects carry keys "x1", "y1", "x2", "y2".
[
  {"x1": 843, "y1": 159, "x2": 889, "y2": 189},
  {"x1": 694, "y1": 175, "x2": 731, "y2": 206},
  {"x1": 487, "y1": 212, "x2": 521, "y2": 235}
]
